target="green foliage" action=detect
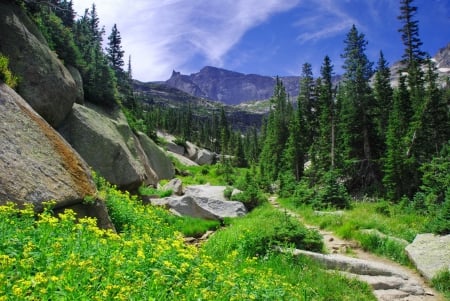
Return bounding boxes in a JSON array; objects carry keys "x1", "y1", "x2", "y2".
[
  {"x1": 356, "y1": 232, "x2": 411, "y2": 265},
  {"x1": 316, "y1": 170, "x2": 351, "y2": 209},
  {"x1": 0, "y1": 54, "x2": 19, "y2": 88},
  {"x1": 138, "y1": 185, "x2": 172, "y2": 198},
  {"x1": 231, "y1": 185, "x2": 267, "y2": 211},
  {"x1": 32, "y1": 10, "x2": 82, "y2": 66},
  {"x1": 278, "y1": 197, "x2": 429, "y2": 265},
  {"x1": 432, "y1": 269, "x2": 450, "y2": 298},
  {"x1": 203, "y1": 204, "x2": 323, "y2": 258}
]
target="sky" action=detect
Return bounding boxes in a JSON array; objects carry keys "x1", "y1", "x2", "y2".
[{"x1": 72, "y1": 0, "x2": 450, "y2": 82}]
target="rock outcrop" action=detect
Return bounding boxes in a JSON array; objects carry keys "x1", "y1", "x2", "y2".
[
  {"x1": 59, "y1": 103, "x2": 174, "y2": 190},
  {"x1": 0, "y1": 82, "x2": 96, "y2": 211},
  {"x1": 405, "y1": 233, "x2": 450, "y2": 281},
  {"x1": 0, "y1": 2, "x2": 78, "y2": 127},
  {"x1": 158, "y1": 131, "x2": 216, "y2": 166},
  {"x1": 151, "y1": 185, "x2": 247, "y2": 220},
  {"x1": 163, "y1": 178, "x2": 183, "y2": 196},
  {"x1": 136, "y1": 131, "x2": 174, "y2": 180}
]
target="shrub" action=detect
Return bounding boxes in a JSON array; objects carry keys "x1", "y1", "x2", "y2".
[
  {"x1": 0, "y1": 54, "x2": 19, "y2": 88},
  {"x1": 231, "y1": 184, "x2": 267, "y2": 211}
]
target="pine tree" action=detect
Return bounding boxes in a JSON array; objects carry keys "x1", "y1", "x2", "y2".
[
  {"x1": 297, "y1": 62, "x2": 316, "y2": 149},
  {"x1": 106, "y1": 24, "x2": 125, "y2": 74},
  {"x1": 383, "y1": 76, "x2": 414, "y2": 199},
  {"x1": 338, "y1": 25, "x2": 379, "y2": 193},
  {"x1": 373, "y1": 51, "x2": 393, "y2": 156},
  {"x1": 259, "y1": 77, "x2": 290, "y2": 186},
  {"x1": 398, "y1": 0, "x2": 426, "y2": 67},
  {"x1": 313, "y1": 56, "x2": 336, "y2": 174}
]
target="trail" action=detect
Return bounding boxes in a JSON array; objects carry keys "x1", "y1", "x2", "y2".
[{"x1": 269, "y1": 197, "x2": 443, "y2": 301}]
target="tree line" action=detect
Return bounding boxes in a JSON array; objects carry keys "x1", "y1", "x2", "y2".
[{"x1": 257, "y1": 0, "x2": 449, "y2": 228}]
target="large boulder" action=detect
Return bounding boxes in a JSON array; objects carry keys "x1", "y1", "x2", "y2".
[
  {"x1": 151, "y1": 185, "x2": 247, "y2": 220},
  {"x1": 0, "y1": 82, "x2": 96, "y2": 211},
  {"x1": 59, "y1": 103, "x2": 147, "y2": 190},
  {"x1": 0, "y1": 2, "x2": 78, "y2": 128},
  {"x1": 163, "y1": 178, "x2": 183, "y2": 196},
  {"x1": 405, "y1": 233, "x2": 450, "y2": 281},
  {"x1": 195, "y1": 148, "x2": 216, "y2": 165},
  {"x1": 136, "y1": 131, "x2": 175, "y2": 180}
]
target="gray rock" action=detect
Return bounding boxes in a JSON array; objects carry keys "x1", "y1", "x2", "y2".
[
  {"x1": 196, "y1": 148, "x2": 216, "y2": 165},
  {"x1": 59, "y1": 103, "x2": 147, "y2": 190},
  {"x1": 166, "y1": 141, "x2": 185, "y2": 155},
  {"x1": 185, "y1": 141, "x2": 198, "y2": 160},
  {"x1": 67, "y1": 65, "x2": 84, "y2": 105},
  {"x1": 0, "y1": 2, "x2": 77, "y2": 127},
  {"x1": 136, "y1": 131, "x2": 174, "y2": 180},
  {"x1": 405, "y1": 233, "x2": 450, "y2": 281},
  {"x1": 168, "y1": 151, "x2": 199, "y2": 166},
  {"x1": 0, "y1": 83, "x2": 96, "y2": 211},
  {"x1": 151, "y1": 185, "x2": 247, "y2": 220},
  {"x1": 163, "y1": 178, "x2": 183, "y2": 196}
]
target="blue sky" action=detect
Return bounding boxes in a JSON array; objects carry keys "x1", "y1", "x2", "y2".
[{"x1": 73, "y1": 0, "x2": 450, "y2": 82}]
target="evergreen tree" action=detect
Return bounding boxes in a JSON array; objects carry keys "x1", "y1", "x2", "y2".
[
  {"x1": 383, "y1": 76, "x2": 414, "y2": 199},
  {"x1": 313, "y1": 56, "x2": 336, "y2": 174},
  {"x1": 338, "y1": 25, "x2": 379, "y2": 193},
  {"x1": 73, "y1": 5, "x2": 117, "y2": 107},
  {"x1": 106, "y1": 24, "x2": 125, "y2": 74},
  {"x1": 373, "y1": 51, "x2": 393, "y2": 154},
  {"x1": 297, "y1": 62, "x2": 316, "y2": 149},
  {"x1": 398, "y1": 0, "x2": 426, "y2": 66},
  {"x1": 259, "y1": 77, "x2": 290, "y2": 186}
]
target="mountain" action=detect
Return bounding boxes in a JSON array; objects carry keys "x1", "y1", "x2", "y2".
[
  {"x1": 133, "y1": 81, "x2": 265, "y2": 130},
  {"x1": 166, "y1": 66, "x2": 300, "y2": 105},
  {"x1": 386, "y1": 42, "x2": 450, "y2": 87}
]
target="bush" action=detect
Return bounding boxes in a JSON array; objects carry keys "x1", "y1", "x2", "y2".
[
  {"x1": 204, "y1": 204, "x2": 323, "y2": 258},
  {"x1": 0, "y1": 54, "x2": 19, "y2": 88},
  {"x1": 231, "y1": 184, "x2": 267, "y2": 211}
]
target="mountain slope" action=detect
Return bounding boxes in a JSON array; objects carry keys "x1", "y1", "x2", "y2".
[
  {"x1": 166, "y1": 66, "x2": 300, "y2": 105},
  {"x1": 133, "y1": 81, "x2": 265, "y2": 130}
]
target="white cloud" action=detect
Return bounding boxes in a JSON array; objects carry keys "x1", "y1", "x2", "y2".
[
  {"x1": 72, "y1": 0, "x2": 300, "y2": 81},
  {"x1": 294, "y1": 0, "x2": 359, "y2": 44}
]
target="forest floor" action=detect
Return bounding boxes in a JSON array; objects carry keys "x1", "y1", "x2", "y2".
[{"x1": 269, "y1": 196, "x2": 444, "y2": 301}]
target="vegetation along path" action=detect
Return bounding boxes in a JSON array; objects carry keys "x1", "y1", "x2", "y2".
[{"x1": 269, "y1": 197, "x2": 443, "y2": 301}]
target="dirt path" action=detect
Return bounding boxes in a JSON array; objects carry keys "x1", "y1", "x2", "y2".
[{"x1": 269, "y1": 197, "x2": 443, "y2": 301}]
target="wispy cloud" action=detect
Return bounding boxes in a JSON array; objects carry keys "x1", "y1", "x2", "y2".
[
  {"x1": 73, "y1": 0, "x2": 300, "y2": 81},
  {"x1": 294, "y1": 0, "x2": 358, "y2": 44}
]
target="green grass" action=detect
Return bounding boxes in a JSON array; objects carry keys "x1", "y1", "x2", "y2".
[
  {"x1": 166, "y1": 215, "x2": 220, "y2": 238},
  {"x1": 203, "y1": 203, "x2": 376, "y2": 300},
  {"x1": 138, "y1": 185, "x2": 173, "y2": 198},
  {"x1": 432, "y1": 270, "x2": 450, "y2": 299},
  {"x1": 277, "y1": 197, "x2": 430, "y2": 266}
]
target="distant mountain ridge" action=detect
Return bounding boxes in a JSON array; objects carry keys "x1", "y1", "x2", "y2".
[
  {"x1": 165, "y1": 43, "x2": 449, "y2": 105},
  {"x1": 166, "y1": 66, "x2": 300, "y2": 105}
]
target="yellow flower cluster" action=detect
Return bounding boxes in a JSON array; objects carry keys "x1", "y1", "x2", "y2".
[{"x1": 0, "y1": 185, "x2": 309, "y2": 300}]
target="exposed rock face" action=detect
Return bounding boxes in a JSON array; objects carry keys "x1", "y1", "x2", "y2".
[
  {"x1": 158, "y1": 131, "x2": 215, "y2": 165},
  {"x1": 151, "y1": 185, "x2": 247, "y2": 220},
  {"x1": 166, "y1": 66, "x2": 298, "y2": 105},
  {"x1": 136, "y1": 131, "x2": 175, "y2": 180},
  {"x1": 67, "y1": 65, "x2": 84, "y2": 105},
  {"x1": 0, "y1": 2, "x2": 78, "y2": 127},
  {"x1": 0, "y1": 83, "x2": 96, "y2": 211},
  {"x1": 59, "y1": 103, "x2": 147, "y2": 190},
  {"x1": 405, "y1": 233, "x2": 450, "y2": 281},
  {"x1": 59, "y1": 104, "x2": 175, "y2": 190}
]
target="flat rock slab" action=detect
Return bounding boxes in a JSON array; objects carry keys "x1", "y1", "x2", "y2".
[{"x1": 405, "y1": 233, "x2": 450, "y2": 281}]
